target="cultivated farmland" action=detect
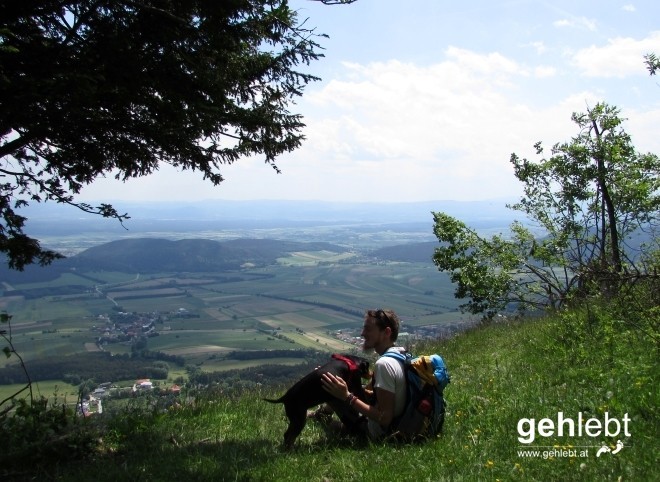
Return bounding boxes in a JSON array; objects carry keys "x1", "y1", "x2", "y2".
[{"x1": 0, "y1": 244, "x2": 474, "y2": 384}]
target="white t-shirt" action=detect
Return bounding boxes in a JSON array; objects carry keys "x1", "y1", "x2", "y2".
[{"x1": 367, "y1": 347, "x2": 407, "y2": 439}]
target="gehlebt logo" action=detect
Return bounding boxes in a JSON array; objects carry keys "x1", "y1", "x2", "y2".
[{"x1": 516, "y1": 412, "x2": 631, "y2": 459}]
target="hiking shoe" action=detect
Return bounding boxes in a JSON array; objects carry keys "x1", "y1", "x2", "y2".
[{"x1": 307, "y1": 406, "x2": 333, "y2": 424}]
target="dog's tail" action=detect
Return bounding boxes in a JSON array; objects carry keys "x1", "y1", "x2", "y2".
[{"x1": 262, "y1": 397, "x2": 284, "y2": 404}]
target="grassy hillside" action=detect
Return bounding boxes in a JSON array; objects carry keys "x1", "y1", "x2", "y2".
[{"x1": 3, "y1": 310, "x2": 656, "y2": 481}]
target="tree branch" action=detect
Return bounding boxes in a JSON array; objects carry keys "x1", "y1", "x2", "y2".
[{"x1": 311, "y1": 0, "x2": 358, "y2": 4}]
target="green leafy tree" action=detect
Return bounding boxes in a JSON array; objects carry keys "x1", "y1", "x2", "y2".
[
  {"x1": 433, "y1": 103, "x2": 660, "y2": 319},
  {"x1": 0, "y1": 0, "x2": 352, "y2": 270},
  {"x1": 644, "y1": 52, "x2": 659, "y2": 76},
  {"x1": 0, "y1": 312, "x2": 35, "y2": 414}
]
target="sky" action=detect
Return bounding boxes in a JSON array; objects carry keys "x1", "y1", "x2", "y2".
[{"x1": 79, "y1": 0, "x2": 660, "y2": 205}]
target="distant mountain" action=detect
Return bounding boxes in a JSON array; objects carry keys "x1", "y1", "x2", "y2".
[
  {"x1": 370, "y1": 241, "x2": 439, "y2": 263},
  {"x1": 73, "y1": 238, "x2": 348, "y2": 272},
  {"x1": 0, "y1": 238, "x2": 347, "y2": 283}
]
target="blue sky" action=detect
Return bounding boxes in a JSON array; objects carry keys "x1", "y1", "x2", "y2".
[{"x1": 79, "y1": 0, "x2": 660, "y2": 204}]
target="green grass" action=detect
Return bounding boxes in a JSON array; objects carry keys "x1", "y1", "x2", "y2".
[
  {"x1": 3, "y1": 311, "x2": 655, "y2": 481},
  {"x1": 8, "y1": 273, "x2": 97, "y2": 290},
  {"x1": 0, "y1": 380, "x2": 79, "y2": 407}
]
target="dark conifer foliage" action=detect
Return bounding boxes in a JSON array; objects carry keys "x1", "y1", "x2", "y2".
[{"x1": 0, "y1": 1, "x2": 327, "y2": 269}]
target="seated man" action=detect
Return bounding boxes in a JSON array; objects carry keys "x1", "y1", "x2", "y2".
[{"x1": 317, "y1": 308, "x2": 407, "y2": 440}]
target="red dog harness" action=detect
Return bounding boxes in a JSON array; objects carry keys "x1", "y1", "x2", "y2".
[{"x1": 331, "y1": 353, "x2": 359, "y2": 373}]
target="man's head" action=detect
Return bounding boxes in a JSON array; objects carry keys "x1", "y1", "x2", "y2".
[{"x1": 361, "y1": 309, "x2": 400, "y2": 355}]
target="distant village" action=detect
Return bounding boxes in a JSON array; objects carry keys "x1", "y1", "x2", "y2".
[
  {"x1": 332, "y1": 321, "x2": 472, "y2": 347},
  {"x1": 91, "y1": 308, "x2": 198, "y2": 349},
  {"x1": 78, "y1": 378, "x2": 183, "y2": 417},
  {"x1": 77, "y1": 308, "x2": 195, "y2": 416}
]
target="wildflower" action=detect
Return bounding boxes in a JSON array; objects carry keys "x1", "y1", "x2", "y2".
[
  {"x1": 474, "y1": 396, "x2": 490, "y2": 405},
  {"x1": 485, "y1": 460, "x2": 494, "y2": 468}
]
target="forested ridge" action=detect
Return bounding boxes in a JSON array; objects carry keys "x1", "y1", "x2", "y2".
[{"x1": 0, "y1": 238, "x2": 348, "y2": 283}]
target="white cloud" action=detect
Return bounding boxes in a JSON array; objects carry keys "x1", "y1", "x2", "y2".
[
  {"x1": 304, "y1": 53, "x2": 529, "y2": 164},
  {"x1": 445, "y1": 47, "x2": 529, "y2": 78},
  {"x1": 622, "y1": 4, "x2": 636, "y2": 12},
  {"x1": 553, "y1": 17, "x2": 597, "y2": 32},
  {"x1": 534, "y1": 65, "x2": 557, "y2": 78},
  {"x1": 626, "y1": 107, "x2": 660, "y2": 153},
  {"x1": 279, "y1": 51, "x2": 590, "y2": 202},
  {"x1": 571, "y1": 32, "x2": 660, "y2": 77},
  {"x1": 528, "y1": 41, "x2": 548, "y2": 55}
]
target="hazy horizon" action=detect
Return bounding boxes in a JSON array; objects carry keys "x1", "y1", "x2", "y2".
[{"x1": 20, "y1": 198, "x2": 524, "y2": 256}]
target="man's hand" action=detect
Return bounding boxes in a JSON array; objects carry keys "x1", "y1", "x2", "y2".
[{"x1": 321, "y1": 372, "x2": 349, "y2": 400}]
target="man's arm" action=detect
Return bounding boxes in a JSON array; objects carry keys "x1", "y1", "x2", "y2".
[{"x1": 321, "y1": 373, "x2": 395, "y2": 428}]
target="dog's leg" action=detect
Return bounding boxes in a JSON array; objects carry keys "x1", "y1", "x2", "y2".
[{"x1": 283, "y1": 405, "x2": 307, "y2": 449}]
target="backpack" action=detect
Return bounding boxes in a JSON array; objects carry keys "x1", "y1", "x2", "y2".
[{"x1": 383, "y1": 350, "x2": 450, "y2": 441}]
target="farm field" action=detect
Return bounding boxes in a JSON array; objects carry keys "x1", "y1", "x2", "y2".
[
  {"x1": 0, "y1": 380, "x2": 80, "y2": 407},
  {"x1": 0, "y1": 250, "x2": 474, "y2": 382}
]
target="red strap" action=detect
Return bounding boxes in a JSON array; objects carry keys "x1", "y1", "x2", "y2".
[{"x1": 332, "y1": 353, "x2": 358, "y2": 373}]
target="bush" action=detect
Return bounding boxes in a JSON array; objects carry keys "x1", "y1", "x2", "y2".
[{"x1": 0, "y1": 397, "x2": 101, "y2": 478}]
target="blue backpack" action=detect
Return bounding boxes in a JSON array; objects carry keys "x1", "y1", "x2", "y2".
[{"x1": 383, "y1": 351, "x2": 450, "y2": 441}]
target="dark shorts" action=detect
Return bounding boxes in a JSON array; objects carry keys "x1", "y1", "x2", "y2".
[{"x1": 323, "y1": 399, "x2": 369, "y2": 438}]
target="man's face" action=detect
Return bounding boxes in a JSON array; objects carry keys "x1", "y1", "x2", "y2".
[{"x1": 361, "y1": 316, "x2": 387, "y2": 352}]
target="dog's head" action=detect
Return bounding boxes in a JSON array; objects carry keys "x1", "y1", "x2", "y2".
[
  {"x1": 359, "y1": 358, "x2": 371, "y2": 378},
  {"x1": 342, "y1": 354, "x2": 371, "y2": 378}
]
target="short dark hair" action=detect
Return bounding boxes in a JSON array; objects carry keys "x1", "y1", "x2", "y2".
[{"x1": 366, "y1": 309, "x2": 400, "y2": 342}]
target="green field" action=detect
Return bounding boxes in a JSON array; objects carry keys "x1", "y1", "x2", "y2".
[
  {"x1": 1, "y1": 253, "x2": 471, "y2": 377},
  {"x1": 0, "y1": 380, "x2": 80, "y2": 406},
  {"x1": 277, "y1": 250, "x2": 356, "y2": 266}
]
